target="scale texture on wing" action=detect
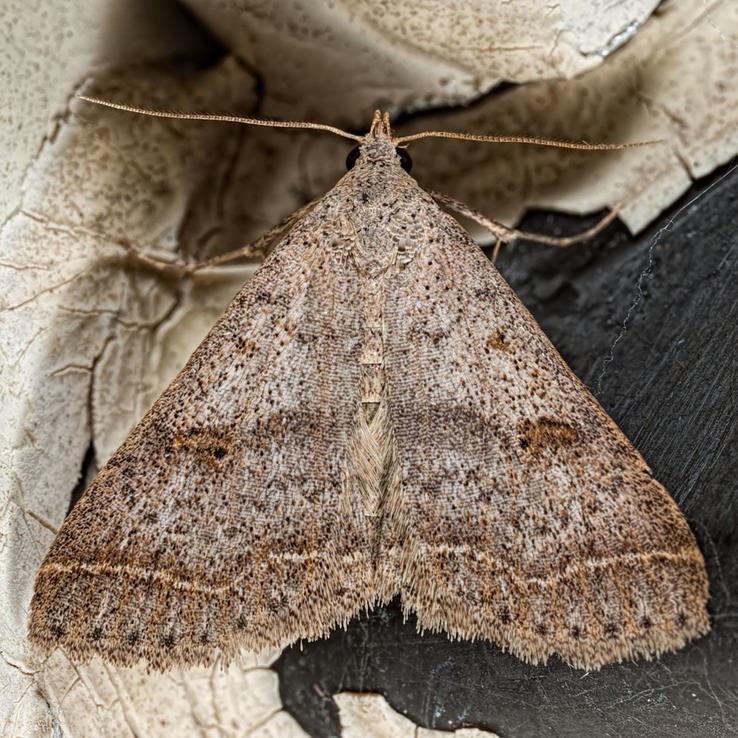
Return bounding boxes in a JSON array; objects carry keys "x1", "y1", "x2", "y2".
[
  {"x1": 380, "y1": 201, "x2": 709, "y2": 669},
  {"x1": 29, "y1": 201, "x2": 375, "y2": 669}
]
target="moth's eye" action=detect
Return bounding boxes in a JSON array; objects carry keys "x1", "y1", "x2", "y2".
[
  {"x1": 396, "y1": 148, "x2": 412, "y2": 173},
  {"x1": 346, "y1": 147, "x2": 360, "y2": 171}
]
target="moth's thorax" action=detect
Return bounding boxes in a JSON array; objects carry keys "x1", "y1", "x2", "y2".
[
  {"x1": 356, "y1": 132, "x2": 400, "y2": 163},
  {"x1": 332, "y1": 134, "x2": 430, "y2": 277}
]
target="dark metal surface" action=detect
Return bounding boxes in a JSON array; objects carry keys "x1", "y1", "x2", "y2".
[{"x1": 274, "y1": 161, "x2": 738, "y2": 738}]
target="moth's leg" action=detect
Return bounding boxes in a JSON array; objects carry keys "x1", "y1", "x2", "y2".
[
  {"x1": 429, "y1": 190, "x2": 620, "y2": 260},
  {"x1": 116, "y1": 198, "x2": 320, "y2": 276},
  {"x1": 187, "y1": 199, "x2": 320, "y2": 272}
]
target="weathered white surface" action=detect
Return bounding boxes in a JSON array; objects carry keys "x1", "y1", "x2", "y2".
[
  {"x1": 0, "y1": 0, "x2": 213, "y2": 226},
  {"x1": 31, "y1": 650, "x2": 299, "y2": 738},
  {"x1": 3, "y1": 0, "x2": 738, "y2": 736},
  {"x1": 336, "y1": 692, "x2": 499, "y2": 737},
  {"x1": 182, "y1": 0, "x2": 660, "y2": 121}
]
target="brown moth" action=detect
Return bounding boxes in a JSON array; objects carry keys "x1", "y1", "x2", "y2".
[{"x1": 29, "y1": 107, "x2": 709, "y2": 671}]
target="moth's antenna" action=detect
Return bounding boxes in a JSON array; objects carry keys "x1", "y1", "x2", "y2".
[
  {"x1": 78, "y1": 96, "x2": 658, "y2": 151},
  {"x1": 393, "y1": 129, "x2": 659, "y2": 151},
  {"x1": 77, "y1": 96, "x2": 363, "y2": 142}
]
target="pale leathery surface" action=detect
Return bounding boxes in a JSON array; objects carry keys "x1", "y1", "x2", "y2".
[{"x1": 29, "y1": 115, "x2": 709, "y2": 671}]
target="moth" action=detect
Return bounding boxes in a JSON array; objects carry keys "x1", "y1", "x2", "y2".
[{"x1": 29, "y1": 105, "x2": 709, "y2": 671}]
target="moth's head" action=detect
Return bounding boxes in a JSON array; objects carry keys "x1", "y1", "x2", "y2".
[
  {"x1": 345, "y1": 140, "x2": 413, "y2": 173},
  {"x1": 344, "y1": 109, "x2": 412, "y2": 173}
]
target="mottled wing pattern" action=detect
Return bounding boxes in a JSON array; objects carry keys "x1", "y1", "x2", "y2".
[
  {"x1": 29, "y1": 198, "x2": 374, "y2": 669},
  {"x1": 381, "y1": 197, "x2": 709, "y2": 669},
  {"x1": 30, "y1": 124, "x2": 709, "y2": 672}
]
